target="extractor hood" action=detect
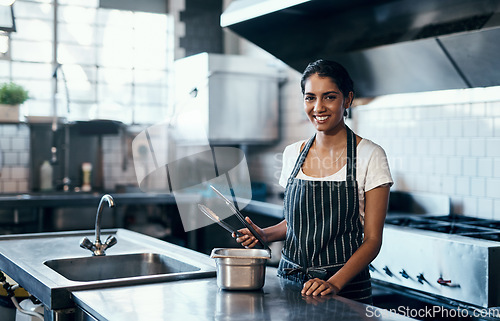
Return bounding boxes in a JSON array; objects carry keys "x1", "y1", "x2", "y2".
[{"x1": 221, "y1": 0, "x2": 500, "y2": 97}]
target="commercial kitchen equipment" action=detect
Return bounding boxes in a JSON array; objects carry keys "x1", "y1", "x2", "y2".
[
  {"x1": 372, "y1": 214, "x2": 500, "y2": 308},
  {"x1": 368, "y1": 192, "x2": 500, "y2": 320},
  {"x1": 0, "y1": 228, "x2": 215, "y2": 319},
  {"x1": 211, "y1": 248, "x2": 271, "y2": 290},
  {"x1": 221, "y1": 0, "x2": 500, "y2": 97},
  {"x1": 172, "y1": 52, "x2": 282, "y2": 144}
]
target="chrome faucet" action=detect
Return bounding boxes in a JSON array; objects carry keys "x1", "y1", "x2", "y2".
[{"x1": 80, "y1": 194, "x2": 117, "y2": 256}]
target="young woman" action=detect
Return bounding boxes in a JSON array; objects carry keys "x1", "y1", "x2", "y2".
[{"x1": 236, "y1": 59, "x2": 392, "y2": 304}]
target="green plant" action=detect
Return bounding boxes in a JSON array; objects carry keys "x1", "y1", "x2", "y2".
[{"x1": 0, "y1": 82, "x2": 29, "y2": 105}]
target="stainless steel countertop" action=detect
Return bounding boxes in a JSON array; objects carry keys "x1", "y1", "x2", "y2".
[
  {"x1": 72, "y1": 267, "x2": 412, "y2": 321},
  {"x1": 0, "y1": 229, "x2": 216, "y2": 310}
]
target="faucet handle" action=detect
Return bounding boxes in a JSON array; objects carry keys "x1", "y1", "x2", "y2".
[
  {"x1": 80, "y1": 237, "x2": 95, "y2": 251},
  {"x1": 104, "y1": 235, "x2": 117, "y2": 250}
]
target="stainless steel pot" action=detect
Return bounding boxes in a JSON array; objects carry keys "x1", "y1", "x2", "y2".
[{"x1": 210, "y1": 248, "x2": 271, "y2": 290}]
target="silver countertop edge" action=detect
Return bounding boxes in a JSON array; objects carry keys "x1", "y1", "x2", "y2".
[
  {"x1": 0, "y1": 192, "x2": 286, "y2": 219},
  {"x1": 71, "y1": 267, "x2": 412, "y2": 321},
  {"x1": 0, "y1": 229, "x2": 216, "y2": 310}
]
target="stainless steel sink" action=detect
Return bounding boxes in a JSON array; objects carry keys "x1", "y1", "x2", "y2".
[
  {"x1": 0, "y1": 229, "x2": 216, "y2": 310},
  {"x1": 45, "y1": 253, "x2": 200, "y2": 282}
]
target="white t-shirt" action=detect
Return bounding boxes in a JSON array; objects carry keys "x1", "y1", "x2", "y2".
[{"x1": 279, "y1": 138, "x2": 393, "y2": 221}]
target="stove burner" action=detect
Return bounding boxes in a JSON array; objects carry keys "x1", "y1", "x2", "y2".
[
  {"x1": 385, "y1": 217, "x2": 429, "y2": 227},
  {"x1": 465, "y1": 232, "x2": 500, "y2": 242},
  {"x1": 426, "y1": 214, "x2": 484, "y2": 223},
  {"x1": 417, "y1": 223, "x2": 489, "y2": 234},
  {"x1": 466, "y1": 220, "x2": 500, "y2": 229},
  {"x1": 386, "y1": 214, "x2": 500, "y2": 241}
]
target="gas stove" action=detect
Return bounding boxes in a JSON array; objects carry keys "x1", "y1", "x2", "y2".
[
  {"x1": 371, "y1": 214, "x2": 500, "y2": 309},
  {"x1": 384, "y1": 215, "x2": 500, "y2": 241}
]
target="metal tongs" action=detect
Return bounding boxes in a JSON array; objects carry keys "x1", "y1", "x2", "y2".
[
  {"x1": 209, "y1": 185, "x2": 270, "y2": 251},
  {"x1": 198, "y1": 204, "x2": 243, "y2": 238}
]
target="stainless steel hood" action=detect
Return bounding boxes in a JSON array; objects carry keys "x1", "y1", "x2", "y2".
[{"x1": 221, "y1": 0, "x2": 500, "y2": 97}]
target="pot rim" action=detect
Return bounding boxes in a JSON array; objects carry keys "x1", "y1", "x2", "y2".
[{"x1": 210, "y1": 247, "x2": 271, "y2": 260}]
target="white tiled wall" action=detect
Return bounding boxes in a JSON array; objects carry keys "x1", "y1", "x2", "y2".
[
  {"x1": 352, "y1": 86, "x2": 500, "y2": 219},
  {"x1": 0, "y1": 124, "x2": 30, "y2": 193}
]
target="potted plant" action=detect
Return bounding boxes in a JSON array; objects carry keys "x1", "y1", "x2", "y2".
[{"x1": 0, "y1": 82, "x2": 29, "y2": 122}]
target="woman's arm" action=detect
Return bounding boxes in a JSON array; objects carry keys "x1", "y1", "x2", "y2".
[
  {"x1": 235, "y1": 218, "x2": 287, "y2": 248},
  {"x1": 302, "y1": 184, "x2": 390, "y2": 296}
]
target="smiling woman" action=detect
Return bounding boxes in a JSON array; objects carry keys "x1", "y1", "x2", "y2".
[
  {"x1": 235, "y1": 59, "x2": 393, "y2": 306},
  {"x1": 301, "y1": 71, "x2": 353, "y2": 177},
  {"x1": 303, "y1": 74, "x2": 350, "y2": 134}
]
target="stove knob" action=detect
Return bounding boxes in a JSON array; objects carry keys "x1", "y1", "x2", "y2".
[
  {"x1": 417, "y1": 273, "x2": 426, "y2": 284},
  {"x1": 437, "y1": 277, "x2": 452, "y2": 285},
  {"x1": 383, "y1": 266, "x2": 393, "y2": 277},
  {"x1": 399, "y1": 269, "x2": 409, "y2": 279}
]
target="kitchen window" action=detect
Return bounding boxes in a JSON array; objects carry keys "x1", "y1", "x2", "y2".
[{"x1": 4, "y1": 0, "x2": 173, "y2": 124}]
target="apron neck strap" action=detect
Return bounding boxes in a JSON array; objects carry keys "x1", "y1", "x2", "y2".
[
  {"x1": 345, "y1": 125, "x2": 356, "y2": 181},
  {"x1": 287, "y1": 134, "x2": 315, "y2": 185}
]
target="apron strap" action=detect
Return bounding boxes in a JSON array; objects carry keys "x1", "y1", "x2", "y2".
[
  {"x1": 283, "y1": 266, "x2": 328, "y2": 281},
  {"x1": 287, "y1": 134, "x2": 315, "y2": 186},
  {"x1": 345, "y1": 126, "x2": 357, "y2": 182}
]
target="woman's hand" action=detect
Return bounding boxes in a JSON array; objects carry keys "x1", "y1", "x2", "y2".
[
  {"x1": 234, "y1": 217, "x2": 266, "y2": 248},
  {"x1": 301, "y1": 278, "x2": 340, "y2": 296},
  {"x1": 302, "y1": 294, "x2": 334, "y2": 306}
]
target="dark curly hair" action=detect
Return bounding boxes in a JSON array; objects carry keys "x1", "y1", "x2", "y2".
[{"x1": 300, "y1": 59, "x2": 354, "y2": 104}]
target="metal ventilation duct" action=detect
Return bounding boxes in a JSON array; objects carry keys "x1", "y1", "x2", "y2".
[{"x1": 221, "y1": 0, "x2": 500, "y2": 97}]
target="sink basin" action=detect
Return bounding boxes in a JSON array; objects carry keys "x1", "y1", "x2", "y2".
[{"x1": 45, "y1": 253, "x2": 200, "y2": 282}]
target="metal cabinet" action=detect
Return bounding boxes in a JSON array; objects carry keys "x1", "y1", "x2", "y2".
[{"x1": 173, "y1": 53, "x2": 282, "y2": 145}]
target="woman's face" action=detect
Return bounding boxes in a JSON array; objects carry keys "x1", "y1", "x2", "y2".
[{"x1": 303, "y1": 73, "x2": 351, "y2": 134}]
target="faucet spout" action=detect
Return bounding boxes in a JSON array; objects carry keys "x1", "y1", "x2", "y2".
[
  {"x1": 80, "y1": 194, "x2": 117, "y2": 256},
  {"x1": 95, "y1": 194, "x2": 115, "y2": 245}
]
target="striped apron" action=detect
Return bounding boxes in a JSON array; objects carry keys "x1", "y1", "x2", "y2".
[{"x1": 277, "y1": 126, "x2": 372, "y2": 304}]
